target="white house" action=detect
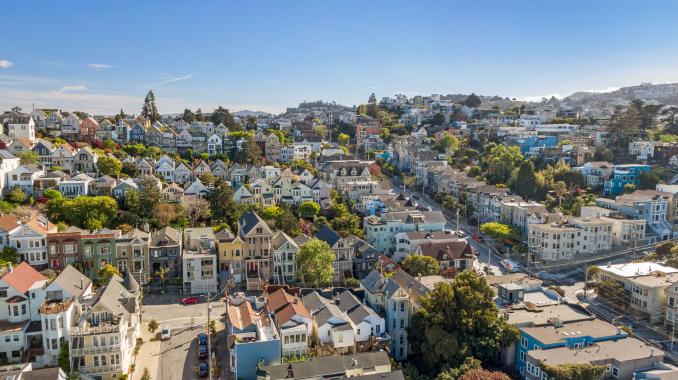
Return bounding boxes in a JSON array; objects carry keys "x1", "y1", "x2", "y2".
[
  {"x1": 629, "y1": 140, "x2": 654, "y2": 161},
  {"x1": 182, "y1": 252, "x2": 217, "y2": 294},
  {"x1": 7, "y1": 114, "x2": 36, "y2": 142},
  {"x1": 207, "y1": 133, "x2": 223, "y2": 156},
  {"x1": 0, "y1": 150, "x2": 20, "y2": 197},
  {"x1": 7, "y1": 165, "x2": 44, "y2": 196},
  {"x1": 302, "y1": 292, "x2": 355, "y2": 354},
  {"x1": 9, "y1": 217, "x2": 55, "y2": 268}
]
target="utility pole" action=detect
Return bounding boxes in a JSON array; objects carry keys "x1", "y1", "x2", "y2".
[{"x1": 207, "y1": 290, "x2": 212, "y2": 380}]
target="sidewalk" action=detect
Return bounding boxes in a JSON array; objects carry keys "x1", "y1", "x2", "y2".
[{"x1": 131, "y1": 323, "x2": 161, "y2": 380}]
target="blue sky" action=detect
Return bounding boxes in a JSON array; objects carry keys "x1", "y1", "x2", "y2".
[{"x1": 2, "y1": 1, "x2": 678, "y2": 114}]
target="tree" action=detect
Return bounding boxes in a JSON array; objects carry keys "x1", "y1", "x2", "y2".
[
  {"x1": 182, "y1": 197, "x2": 210, "y2": 227},
  {"x1": 408, "y1": 271, "x2": 519, "y2": 374},
  {"x1": 58, "y1": 342, "x2": 70, "y2": 373},
  {"x1": 337, "y1": 133, "x2": 350, "y2": 146},
  {"x1": 298, "y1": 201, "x2": 320, "y2": 218},
  {"x1": 367, "y1": 93, "x2": 378, "y2": 118},
  {"x1": 295, "y1": 238, "x2": 335, "y2": 287},
  {"x1": 624, "y1": 183, "x2": 637, "y2": 193},
  {"x1": 141, "y1": 367, "x2": 151, "y2": 380},
  {"x1": 97, "y1": 264, "x2": 121, "y2": 284},
  {"x1": 9, "y1": 187, "x2": 26, "y2": 204},
  {"x1": 18, "y1": 151, "x2": 39, "y2": 165},
  {"x1": 156, "y1": 267, "x2": 170, "y2": 288},
  {"x1": 436, "y1": 132, "x2": 460, "y2": 153},
  {"x1": 401, "y1": 255, "x2": 439, "y2": 276},
  {"x1": 313, "y1": 124, "x2": 328, "y2": 139},
  {"x1": 514, "y1": 161, "x2": 537, "y2": 200},
  {"x1": 209, "y1": 184, "x2": 241, "y2": 233},
  {"x1": 458, "y1": 369, "x2": 511, "y2": 380},
  {"x1": 97, "y1": 156, "x2": 122, "y2": 177},
  {"x1": 195, "y1": 108, "x2": 205, "y2": 122},
  {"x1": 656, "y1": 241, "x2": 675, "y2": 257},
  {"x1": 552, "y1": 181, "x2": 568, "y2": 208},
  {"x1": 276, "y1": 205, "x2": 301, "y2": 237},
  {"x1": 431, "y1": 112, "x2": 445, "y2": 126},
  {"x1": 123, "y1": 143, "x2": 147, "y2": 157},
  {"x1": 480, "y1": 222, "x2": 516, "y2": 241},
  {"x1": 182, "y1": 108, "x2": 195, "y2": 123},
  {"x1": 657, "y1": 105, "x2": 678, "y2": 135},
  {"x1": 0, "y1": 247, "x2": 18, "y2": 268},
  {"x1": 435, "y1": 356, "x2": 481, "y2": 380},
  {"x1": 138, "y1": 178, "x2": 161, "y2": 219},
  {"x1": 541, "y1": 363, "x2": 606, "y2": 380},
  {"x1": 594, "y1": 146, "x2": 615, "y2": 162},
  {"x1": 485, "y1": 145, "x2": 523, "y2": 185},
  {"x1": 46, "y1": 196, "x2": 118, "y2": 230},
  {"x1": 639, "y1": 171, "x2": 660, "y2": 190},
  {"x1": 464, "y1": 93, "x2": 482, "y2": 108},
  {"x1": 148, "y1": 319, "x2": 159, "y2": 334},
  {"x1": 595, "y1": 279, "x2": 629, "y2": 306},
  {"x1": 154, "y1": 204, "x2": 178, "y2": 227},
  {"x1": 210, "y1": 106, "x2": 236, "y2": 129},
  {"x1": 235, "y1": 138, "x2": 263, "y2": 165},
  {"x1": 357, "y1": 104, "x2": 367, "y2": 116},
  {"x1": 141, "y1": 90, "x2": 160, "y2": 123},
  {"x1": 121, "y1": 162, "x2": 139, "y2": 178},
  {"x1": 261, "y1": 205, "x2": 283, "y2": 220}
]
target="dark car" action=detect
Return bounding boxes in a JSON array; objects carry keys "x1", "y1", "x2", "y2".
[
  {"x1": 181, "y1": 296, "x2": 201, "y2": 305},
  {"x1": 197, "y1": 333, "x2": 208, "y2": 346},
  {"x1": 197, "y1": 361, "x2": 208, "y2": 377},
  {"x1": 198, "y1": 344, "x2": 208, "y2": 359}
]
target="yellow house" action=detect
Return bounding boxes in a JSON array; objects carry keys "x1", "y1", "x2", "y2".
[{"x1": 216, "y1": 228, "x2": 245, "y2": 284}]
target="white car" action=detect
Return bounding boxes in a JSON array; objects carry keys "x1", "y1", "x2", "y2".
[{"x1": 161, "y1": 326, "x2": 171, "y2": 340}]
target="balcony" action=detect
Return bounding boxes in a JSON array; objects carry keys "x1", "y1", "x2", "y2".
[
  {"x1": 78, "y1": 364, "x2": 122, "y2": 375},
  {"x1": 70, "y1": 343, "x2": 120, "y2": 356},
  {"x1": 71, "y1": 322, "x2": 120, "y2": 336}
]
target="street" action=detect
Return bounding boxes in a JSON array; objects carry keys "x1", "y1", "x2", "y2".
[{"x1": 141, "y1": 294, "x2": 229, "y2": 380}]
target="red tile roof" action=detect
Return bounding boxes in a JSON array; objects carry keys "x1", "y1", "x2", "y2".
[
  {"x1": 2, "y1": 262, "x2": 46, "y2": 294},
  {"x1": 0, "y1": 215, "x2": 20, "y2": 232}
]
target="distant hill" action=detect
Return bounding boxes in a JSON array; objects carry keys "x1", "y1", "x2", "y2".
[
  {"x1": 233, "y1": 110, "x2": 271, "y2": 117},
  {"x1": 565, "y1": 83, "x2": 678, "y2": 106}
]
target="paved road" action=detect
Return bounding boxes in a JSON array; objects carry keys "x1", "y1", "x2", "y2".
[
  {"x1": 142, "y1": 296, "x2": 228, "y2": 380},
  {"x1": 404, "y1": 188, "x2": 506, "y2": 275}
]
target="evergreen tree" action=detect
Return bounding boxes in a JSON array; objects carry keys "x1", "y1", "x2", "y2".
[
  {"x1": 515, "y1": 160, "x2": 537, "y2": 200},
  {"x1": 195, "y1": 108, "x2": 205, "y2": 122},
  {"x1": 464, "y1": 93, "x2": 482, "y2": 108},
  {"x1": 182, "y1": 108, "x2": 195, "y2": 123},
  {"x1": 141, "y1": 90, "x2": 160, "y2": 123},
  {"x1": 210, "y1": 106, "x2": 236, "y2": 129},
  {"x1": 367, "y1": 93, "x2": 378, "y2": 117}
]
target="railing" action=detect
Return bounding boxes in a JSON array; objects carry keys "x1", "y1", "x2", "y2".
[
  {"x1": 70, "y1": 343, "x2": 120, "y2": 356},
  {"x1": 71, "y1": 324, "x2": 120, "y2": 336},
  {"x1": 77, "y1": 364, "x2": 121, "y2": 375}
]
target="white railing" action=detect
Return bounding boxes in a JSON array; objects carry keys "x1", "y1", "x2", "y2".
[
  {"x1": 78, "y1": 364, "x2": 121, "y2": 375},
  {"x1": 70, "y1": 343, "x2": 120, "y2": 356}
]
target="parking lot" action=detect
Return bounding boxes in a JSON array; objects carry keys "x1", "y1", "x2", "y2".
[{"x1": 141, "y1": 293, "x2": 228, "y2": 380}]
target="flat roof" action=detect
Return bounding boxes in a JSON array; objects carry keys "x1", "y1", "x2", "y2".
[
  {"x1": 529, "y1": 337, "x2": 662, "y2": 365},
  {"x1": 504, "y1": 303, "x2": 592, "y2": 327},
  {"x1": 601, "y1": 262, "x2": 678, "y2": 278},
  {"x1": 521, "y1": 318, "x2": 621, "y2": 345}
]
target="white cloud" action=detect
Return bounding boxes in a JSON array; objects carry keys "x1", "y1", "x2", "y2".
[
  {"x1": 148, "y1": 73, "x2": 193, "y2": 88},
  {"x1": 87, "y1": 63, "x2": 113, "y2": 70},
  {"x1": 0, "y1": 60, "x2": 13, "y2": 69},
  {"x1": 56, "y1": 85, "x2": 88, "y2": 94}
]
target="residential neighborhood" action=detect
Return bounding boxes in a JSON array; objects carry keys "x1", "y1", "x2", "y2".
[{"x1": 4, "y1": 1, "x2": 678, "y2": 379}]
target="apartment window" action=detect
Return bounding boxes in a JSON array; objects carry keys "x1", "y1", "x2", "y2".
[
  {"x1": 0, "y1": 288, "x2": 6, "y2": 298},
  {"x1": 519, "y1": 351, "x2": 526, "y2": 362},
  {"x1": 93, "y1": 356, "x2": 99, "y2": 367},
  {"x1": 400, "y1": 319, "x2": 404, "y2": 328},
  {"x1": 400, "y1": 302, "x2": 405, "y2": 312},
  {"x1": 611, "y1": 366, "x2": 619, "y2": 377},
  {"x1": 521, "y1": 336, "x2": 528, "y2": 348}
]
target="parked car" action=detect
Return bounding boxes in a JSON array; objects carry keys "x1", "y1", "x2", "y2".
[
  {"x1": 161, "y1": 326, "x2": 171, "y2": 340},
  {"x1": 181, "y1": 296, "x2": 201, "y2": 305},
  {"x1": 198, "y1": 344, "x2": 208, "y2": 359},
  {"x1": 197, "y1": 333, "x2": 208, "y2": 346},
  {"x1": 197, "y1": 361, "x2": 208, "y2": 378}
]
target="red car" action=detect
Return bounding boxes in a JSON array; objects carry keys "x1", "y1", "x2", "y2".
[{"x1": 181, "y1": 296, "x2": 201, "y2": 305}]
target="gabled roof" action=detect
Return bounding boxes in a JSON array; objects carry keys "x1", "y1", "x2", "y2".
[
  {"x1": 272, "y1": 230, "x2": 297, "y2": 251},
  {"x1": 416, "y1": 240, "x2": 474, "y2": 261},
  {"x1": 1, "y1": 262, "x2": 46, "y2": 294},
  {"x1": 239, "y1": 211, "x2": 271, "y2": 236},
  {"x1": 267, "y1": 288, "x2": 296, "y2": 314},
  {"x1": 49, "y1": 265, "x2": 90, "y2": 298},
  {"x1": 0, "y1": 215, "x2": 21, "y2": 233},
  {"x1": 94, "y1": 274, "x2": 136, "y2": 316},
  {"x1": 315, "y1": 224, "x2": 342, "y2": 247}
]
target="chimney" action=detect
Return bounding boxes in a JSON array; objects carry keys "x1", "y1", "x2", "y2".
[
  {"x1": 7, "y1": 264, "x2": 12, "y2": 272},
  {"x1": 80, "y1": 277, "x2": 84, "y2": 290}
]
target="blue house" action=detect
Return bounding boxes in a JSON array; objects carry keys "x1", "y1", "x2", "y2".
[
  {"x1": 515, "y1": 318, "x2": 628, "y2": 377},
  {"x1": 227, "y1": 294, "x2": 281, "y2": 380},
  {"x1": 517, "y1": 135, "x2": 559, "y2": 154},
  {"x1": 603, "y1": 164, "x2": 651, "y2": 196},
  {"x1": 129, "y1": 123, "x2": 147, "y2": 144}
]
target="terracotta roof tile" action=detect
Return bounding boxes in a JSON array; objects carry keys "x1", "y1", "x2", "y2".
[{"x1": 2, "y1": 262, "x2": 46, "y2": 294}]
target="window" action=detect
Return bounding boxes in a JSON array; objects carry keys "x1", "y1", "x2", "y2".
[
  {"x1": 612, "y1": 366, "x2": 619, "y2": 377},
  {"x1": 519, "y1": 351, "x2": 526, "y2": 362},
  {"x1": 521, "y1": 336, "x2": 528, "y2": 348}
]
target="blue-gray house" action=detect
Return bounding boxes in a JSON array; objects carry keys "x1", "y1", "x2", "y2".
[{"x1": 227, "y1": 294, "x2": 281, "y2": 380}]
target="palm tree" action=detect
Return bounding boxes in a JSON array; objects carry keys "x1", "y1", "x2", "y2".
[
  {"x1": 156, "y1": 267, "x2": 170, "y2": 290},
  {"x1": 552, "y1": 181, "x2": 568, "y2": 208}
]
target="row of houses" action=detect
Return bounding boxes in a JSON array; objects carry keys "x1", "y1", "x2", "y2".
[
  {"x1": 0, "y1": 262, "x2": 141, "y2": 380},
  {"x1": 227, "y1": 286, "x2": 388, "y2": 380}
]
